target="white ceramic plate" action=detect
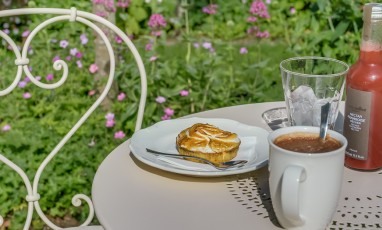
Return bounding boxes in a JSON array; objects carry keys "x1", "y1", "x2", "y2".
[{"x1": 129, "y1": 117, "x2": 269, "y2": 177}]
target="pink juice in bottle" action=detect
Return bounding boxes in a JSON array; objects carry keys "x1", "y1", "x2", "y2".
[{"x1": 344, "y1": 4, "x2": 382, "y2": 171}]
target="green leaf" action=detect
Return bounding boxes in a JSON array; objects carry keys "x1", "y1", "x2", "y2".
[
  {"x1": 310, "y1": 16, "x2": 320, "y2": 32},
  {"x1": 331, "y1": 21, "x2": 350, "y2": 41},
  {"x1": 118, "y1": 13, "x2": 129, "y2": 21},
  {"x1": 28, "y1": 1, "x2": 36, "y2": 7},
  {"x1": 125, "y1": 103, "x2": 138, "y2": 118},
  {"x1": 130, "y1": 0, "x2": 143, "y2": 7},
  {"x1": 130, "y1": 6, "x2": 148, "y2": 22},
  {"x1": 185, "y1": 65, "x2": 198, "y2": 77},
  {"x1": 159, "y1": 84, "x2": 186, "y2": 97},
  {"x1": 322, "y1": 44, "x2": 333, "y2": 57},
  {"x1": 126, "y1": 18, "x2": 140, "y2": 35},
  {"x1": 143, "y1": 103, "x2": 157, "y2": 121},
  {"x1": 295, "y1": 1, "x2": 305, "y2": 10},
  {"x1": 316, "y1": 0, "x2": 329, "y2": 12}
]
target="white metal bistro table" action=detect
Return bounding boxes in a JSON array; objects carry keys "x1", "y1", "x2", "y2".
[{"x1": 92, "y1": 101, "x2": 382, "y2": 230}]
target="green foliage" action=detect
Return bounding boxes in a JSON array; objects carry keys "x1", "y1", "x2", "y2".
[
  {"x1": 0, "y1": 0, "x2": 367, "y2": 229},
  {"x1": 268, "y1": 0, "x2": 367, "y2": 63}
]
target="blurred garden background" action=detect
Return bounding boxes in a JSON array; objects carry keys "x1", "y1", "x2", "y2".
[{"x1": 0, "y1": 0, "x2": 369, "y2": 229}]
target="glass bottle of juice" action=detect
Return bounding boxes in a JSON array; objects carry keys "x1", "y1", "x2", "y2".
[{"x1": 344, "y1": 3, "x2": 382, "y2": 170}]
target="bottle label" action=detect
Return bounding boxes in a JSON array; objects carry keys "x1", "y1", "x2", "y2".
[{"x1": 343, "y1": 87, "x2": 372, "y2": 160}]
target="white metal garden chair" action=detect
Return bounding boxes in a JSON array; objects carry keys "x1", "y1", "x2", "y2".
[{"x1": 0, "y1": 7, "x2": 147, "y2": 230}]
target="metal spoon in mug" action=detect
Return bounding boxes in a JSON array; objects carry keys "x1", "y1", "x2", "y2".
[
  {"x1": 146, "y1": 148, "x2": 248, "y2": 170},
  {"x1": 319, "y1": 102, "x2": 331, "y2": 141}
]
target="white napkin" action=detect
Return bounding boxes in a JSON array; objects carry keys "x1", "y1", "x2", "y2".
[{"x1": 157, "y1": 136, "x2": 257, "y2": 171}]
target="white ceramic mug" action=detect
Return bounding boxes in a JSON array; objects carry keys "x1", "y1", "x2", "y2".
[{"x1": 268, "y1": 126, "x2": 347, "y2": 230}]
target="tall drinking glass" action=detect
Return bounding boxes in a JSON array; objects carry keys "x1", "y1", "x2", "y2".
[{"x1": 280, "y1": 56, "x2": 349, "y2": 129}]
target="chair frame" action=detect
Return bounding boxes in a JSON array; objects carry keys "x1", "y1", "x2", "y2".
[{"x1": 0, "y1": 7, "x2": 147, "y2": 229}]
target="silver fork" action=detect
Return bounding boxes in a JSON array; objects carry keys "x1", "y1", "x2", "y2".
[{"x1": 146, "y1": 148, "x2": 248, "y2": 170}]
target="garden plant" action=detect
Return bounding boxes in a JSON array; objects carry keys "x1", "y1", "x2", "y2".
[{"x1": 0, "y1": 0, "x2": 369, "y2": 228}]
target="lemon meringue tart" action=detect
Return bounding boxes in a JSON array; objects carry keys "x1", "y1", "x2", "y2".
[{"x1": 176, "y1": 123, "x2": 241, "y2": 164}]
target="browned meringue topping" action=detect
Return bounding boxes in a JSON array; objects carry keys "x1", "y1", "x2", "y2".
[{"x1": 176, "y1": 123, "x2": 240, "y2": 153}]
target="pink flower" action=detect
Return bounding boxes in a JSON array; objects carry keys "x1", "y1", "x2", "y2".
[
  {"x1": 247, "y1": 26, "x2": 258, "y2": 34},
  {"x1": 202, "y1": 42, "x2": 212, "y2": 50},
  {"x1": 193, "y1": 43, "x2": 200, "y2": 48},
  {"x1": 149, "y1": 56, "x2": 158, "y2": 62},
  {"x1": 164, "y1": 107, "x2": 174, "y2": 116},
  {"x1": 89, "y1": 63, "x2": 99, "y2": 73},
  {"x1": 2, "y1": 124, "x2": 11, "y2": 132},
  {"x1": 104, "y1": 1, "x2": 116, "y2": 12},
  {"x1": 23, "y1": 92, "x2": 31, "y2": 99},
  {"x1": 155, "y1": 96, "x2": 166, "y2": 104},
  {"x1": 151, "y1": 31, "x2": 162, "y2": 37},
  {"x1": 256, "y1": 30, "x2": 270, "y2": 38},
  {"x1": 259, "y1": 11, "x2": 270, "y2": 18},
  {"x1": 92, "y1": 0, "x2": 105, "y2": 4},
  {"x1": 148, "y1": 14, "x2": 167, "y2": 29},
  {"x1": 240, "y1": 47, "x2": 248, "y2": 54},
  {"x1": 59, "y1": 40, "x2": 69, "y2": 48},
  {"x1": 290, "y1": 7, "x2": 296, "y2": 14},
  {"x1": 75, "y1": 51, "x2": 83, "y2": 58},
  {"x1": 202, "y1": 4, "x2": 218, "y2": 15},
  {"x1": 24, "y1": 76, "x2": 30, "y2": 83},
  {"x1": 247, "y1": 16, "x2": 257, "y2": 22},
  {"x1": 80, "y1": 34, "x2": 88, "y2": 45},
  {"x1": 46, "y1": 74, "x2": 54, "y2": 81},
  {"x1": 250, "y1": 0, "x2": 270, "y2": 18},
  {"x1": 76, "y1": 60, "x2": 83, "y2": 68},
  {"x1": 117, "y1": 0, "x2": 130, "y2": 8},
  {"x1": 105, "y1": 112, "x2": 115, "y2": 121},
  {"x1": 115, "y1": 35, "x2": 123, "y2": 44},
  {"x1": 96, "y1": 11, "x2": 107, "y2": 17},
  {"x1": 106, "y1": 119, "x2": 115, "y2": 128},
  {"x1": 70, "y1": 48, "x2": 78, "y2": 56},
  {"x1": 117, "y1": 92, "x2": 126, "y2": 101},
  {"x1": 88, "y1": 90, "x2": 96, "y2": 96},
  {"x1": 18, "y1": 81, "x2": 27, "y2": 88},
  {"x1": 52, "y1": 55, "x2": 60, "y2": 62},
  {"x1": 35, "y1": 76, "x2": 41, "y2": 81},
  {"x1": 145, "y1": 43, "x2": 153, "y2": 51},
  {"x1": 22, "y1": 30, "x2": 30, "y2": 37},
  {"x1": 180, "y1": 90, "x2": 189, "y2": 96},
  {"x1": 114, "y1": 131, "x2": 126, "y2": 139},
  {"x1": 161, "y1": 114, "x2": 171, "y2": 120},
  {"x1": 65, "y1": 56, "x2": 72, "y2": 61}
]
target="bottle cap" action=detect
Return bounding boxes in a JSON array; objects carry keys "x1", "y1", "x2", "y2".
[{"x1": 364, "y1": 3, "x2": 382, "y2": 20}]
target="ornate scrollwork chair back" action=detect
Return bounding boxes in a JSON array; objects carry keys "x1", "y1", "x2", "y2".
[{"x1": 0, "y1": 8, "x2": 147, "y2": 230}]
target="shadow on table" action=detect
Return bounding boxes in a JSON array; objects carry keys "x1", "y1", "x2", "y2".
[
  {"x1": 235, "y1": 167, "x2": 282, "y2": 228},
  {"x1": 130, "y1": 153, "x2": 239, "y2": 183}
]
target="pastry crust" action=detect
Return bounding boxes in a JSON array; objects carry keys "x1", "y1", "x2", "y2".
[{"x1": 176, "y1": 123, "x2": 241, "y2": 164}]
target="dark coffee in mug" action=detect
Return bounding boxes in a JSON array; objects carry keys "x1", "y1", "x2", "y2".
[{"x1": 274, "y1": 132, "x2": 342, "y2": 153}]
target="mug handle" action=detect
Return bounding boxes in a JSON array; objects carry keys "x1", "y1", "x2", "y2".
[{"x1": 281, "y1": 165, "x2": 306, "y2": 225}]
